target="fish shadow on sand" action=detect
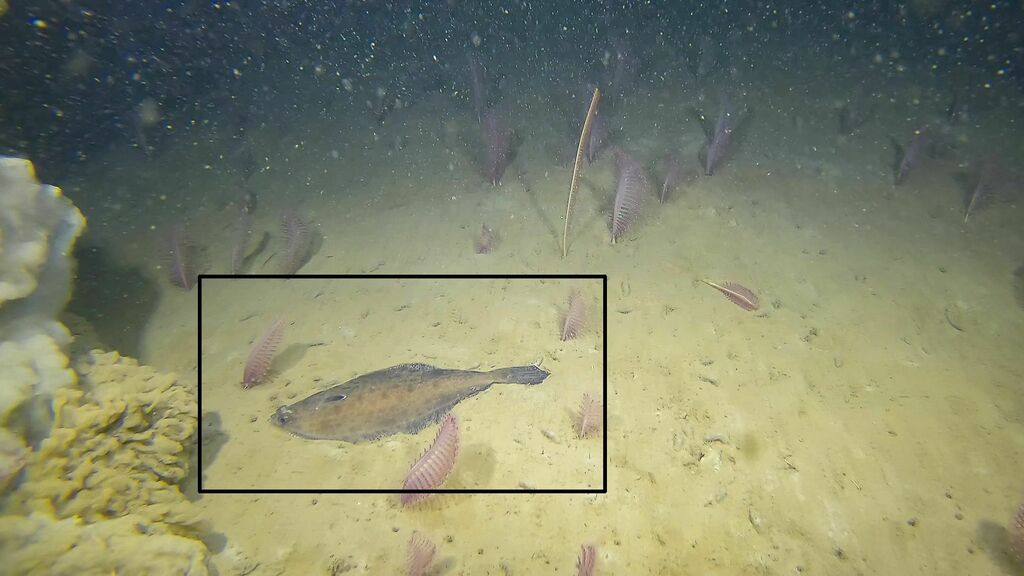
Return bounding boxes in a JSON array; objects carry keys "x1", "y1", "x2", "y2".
[
  {"x1": 975, "y1": 518, "x2": 1022, "y2": 573},
  {"x1": 234, "y1": 231, "x2": 270, "y2": 273},
  {"x1": 443, "y1": 441, "x2": 498, "y2": 489},
  {"x1": 274, "y1": 342, "x2": 317, "y2": 376},
  {"x1": 568, "y1": 174, "x2": 616, "y2": 245},
  {"x1": 198, "y1": 411, "x2": 229, "y2": 484},
  {"x1": 1013, "y1": 265, "x2": 1024, "y2": 312}
]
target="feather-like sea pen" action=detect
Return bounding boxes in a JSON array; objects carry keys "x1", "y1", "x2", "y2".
[
  {"x1": 242, "y1": 317, "x2": 285, "y2": 388},
  {"x1": 280, "y1": 210, "x2": 312, "y2": 274},
  {"x1": 163, "y1": 226, "x2": 199, "y2": 290},
  {"x1": 575, "y1": 393, "x2": 603, "y2": 439},
  {"x1": 560, "y1": 288, "x2": 586, "y2": 341},
  {"x1": 407, "y1": 532, "x2": 436, "y2": 576},
  {"x1": 964, "y1": 155, "x2": 996, "y2": 223},
  {"x1": 611, "y1": 149, "x2": 647, "y2": 243},
  {"x1": 576, "y1": 544, "x2": 597, "y2": 576},
  {"x1": 562, "y1": 87, "x2": 600, "y2": 259},
  {"x1": 700, "y1": 279, "x2": 760, "y2": 311},
  {"x1": 401, "y1": 412, "x2": 460, "y2": 507}
]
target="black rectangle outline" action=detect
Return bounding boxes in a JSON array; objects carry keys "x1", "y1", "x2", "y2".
[{"x1": 197, "y1": 273, "x2": 608, "y2": 496}]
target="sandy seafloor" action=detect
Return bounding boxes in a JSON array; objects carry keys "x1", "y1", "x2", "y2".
[{"x1": 64, "y1": 61, "x2": 1024, "y2": 575}]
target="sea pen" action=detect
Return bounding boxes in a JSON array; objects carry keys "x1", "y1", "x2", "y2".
[
  {"x1": 401, "y1": 412, "x2": 460, "y2": 506},
  {"x1": 407, "y1": 531, "x2": 436, "y2": 576},
  {"x1": 560, "y1": 288, "x2": 586, "y2": 341},
  {"x1": 474, "y1": 223, "x2": 496, "y2": 254},
  {"x1": 964, "y1": 155, "x2": 996, "y2": 223},
  {"x1": 164, "y1": 226, "x2": 198, "y2": 290},
  {"x1": 575, "y1": 394, "x2": 603, "y2": 439},
  {"x1": 700, "y1": 279, "x2": 760, "y2": 311},
  {"x1": 611, "y1": 149, "x2": 647, "y2": 243},
  {"x1": 576, "y1": 544, "x2": 597, "y2": 576},
  {"x1": 563, "y1": 87, "x2": 600, "y2": 259},
  {"x1": 482, "y1": 107, "x2": 512, "y2": 185},
  {"x1": 280, "y1": 210, "x2": 311, "y2": 274},
  {"x1": 894, "y1": 125, "x2": 930, "y2": 186},
  {"x1": 242, "y1": 318, "x2": 285, "y2": 388}
]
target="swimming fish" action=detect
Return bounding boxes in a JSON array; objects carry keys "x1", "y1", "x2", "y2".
[{"x1": 270, "y1": 362, "x2": 550, "y2": 443}]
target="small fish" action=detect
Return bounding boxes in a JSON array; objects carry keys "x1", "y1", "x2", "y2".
[{"x1": 271, "y1": 363, "x2": 550, "y2": 442}]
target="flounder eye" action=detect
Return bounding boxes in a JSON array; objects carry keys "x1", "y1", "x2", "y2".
[{"x1": 324, "y1": 394, "x2": 346, "y2": 402}]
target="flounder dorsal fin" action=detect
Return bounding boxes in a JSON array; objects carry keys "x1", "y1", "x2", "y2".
[{"x1": 384, "y1": 363, "x2": 439, "y2": 375}]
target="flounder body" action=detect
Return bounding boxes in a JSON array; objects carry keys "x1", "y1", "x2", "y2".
[{"x1": 270, "y1": 363, "x2": 549, "y2": 443}]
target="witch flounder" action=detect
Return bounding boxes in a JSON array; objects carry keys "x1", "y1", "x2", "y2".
[{"x1": 270, "y1": 362, "x2": 550, "y2": 443}]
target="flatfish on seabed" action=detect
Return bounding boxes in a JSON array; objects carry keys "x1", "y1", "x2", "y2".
[{"x1": 270, "y1": 363, "x2": 550, "y2": 443}]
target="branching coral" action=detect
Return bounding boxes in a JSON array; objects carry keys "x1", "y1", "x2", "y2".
[{"x1": 7, "y1": 350, "x2": 203, "y2": 534}]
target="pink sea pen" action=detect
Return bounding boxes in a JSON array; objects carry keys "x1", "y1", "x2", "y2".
[
  {"x1": 242, "y1": 318, "x2": 285, "y2": 388},
  {"x1": 560, "y1": 288, "x2": 586, "y2": 341},
  {"x1": 575, "y1": 394, "x2": 603, "y2": 439},
  {"x1": 576, "y1": 544, "x2": 597, "y2": 576},
  {"x1": 401, "y1": 413, "x2": 460, "y2": 506},
  {"x1": 611, "y1": 149, "x2": 647, "y2": 243},
  {"x1": 407, "y1": 531, "x2": 436, "y2": 576},
  {"x1": 700, "y1": 279, "x2": 760, "y2": 311},
  {"x1": 163, "y1": 226, "x2": 199, "y2": 290},
  {"x1": 279, "y1": 210, "x2": 312, "y2": 274}
]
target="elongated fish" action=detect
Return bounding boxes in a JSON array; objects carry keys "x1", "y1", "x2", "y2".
[{"x1": 270, "y1": 363, "x2": 550, "y2": 443}]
